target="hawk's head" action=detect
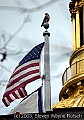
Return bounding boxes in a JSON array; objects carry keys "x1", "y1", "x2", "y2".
[{"x1": 45, "y1": 13, "x2": 49, "y2": 16}]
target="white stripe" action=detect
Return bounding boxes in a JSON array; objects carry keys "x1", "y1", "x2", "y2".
[
  {"x1": 4, "y1": 97, "x2": 10, "y2": 106},
  {"x1": 8, "y1": 66, "x2": 39, "y2": 85},
  {"x1": 20, "y1": 88, "x2": 26, "y2": 96},
  {"x1": 15, "y1": 90, "x2": 21, "y2": 98},
  {"x1": 5, "y1": 72, "x2": 40, "y2": 93},
  {"x1": 9, "y1": 94, "x2": 15, "y2": 100},
  {"x1": 14, "y1": 59, "x2": 40, "y2": 73}
]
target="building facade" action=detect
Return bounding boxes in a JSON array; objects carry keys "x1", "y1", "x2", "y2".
[{"x1": 52, "y1": 0, "x2": 84, "y2": 108}]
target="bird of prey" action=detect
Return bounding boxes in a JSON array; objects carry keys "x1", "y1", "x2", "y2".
[{"x1": 41, "y1": 13, "x2": 50, "y2": 27}]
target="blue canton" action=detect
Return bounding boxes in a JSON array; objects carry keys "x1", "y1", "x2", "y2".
[{"x1": 19, "y1": 42, "x2": 45, "y2": 66}]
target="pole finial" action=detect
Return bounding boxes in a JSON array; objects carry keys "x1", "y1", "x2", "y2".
[{"x1": 41, "y1": 13, "x2": 50, "y2": 30}]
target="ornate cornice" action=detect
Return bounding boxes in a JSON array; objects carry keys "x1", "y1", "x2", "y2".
[{"x1": 69, "y1": 0, "x2": 84, "y2": 21}]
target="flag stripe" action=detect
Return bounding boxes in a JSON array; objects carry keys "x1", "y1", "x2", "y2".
[
  {"x1": 7, "y1": 68, "x2": 39, "y2": 88},
  {"x1": 3, "y1": 97, "x2": 10, "y2": 106},
  {"x1": 3, "y1": 88, "x2": 28, "y2": 107},
  {"x1": 20, "y1": 88, "x2": 27, "y2": 96},
  {"x1": 15, "y1": 90, "x2": 21, "y2": 98},
  {"x1": 17, "y1": 88, "x2": 27, "y2": 97},
  {"x1": 12, "y1": 91, "x2": 19, "y2": 99},
  {"x1": 10, "y1": 61, "x2": 39, "y2": 80},
  {"x1": 14, "y1": 60, "x2": 39, "y2": 73},
  {"x1": 8, "y1": 61, "x2": 39, "y2": 84},
  {"x1": 7, "y1": 95, "x2": 12, "y2": 103},
  {"x1": 9, "y1": 94, "x2": 15, "y2": 101},
  {"x1": 5, "y1": 73, "x2": 40, "y2": 93},
  {"x1": 4, "y1": 75, "x2": 40, "y2": 96},
  {"x1": 3, "y1": 75, "x2": 40, "y2": 106}
]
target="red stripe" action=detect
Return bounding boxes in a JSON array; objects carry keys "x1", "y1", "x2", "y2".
[
  {"x1": 18, "y1": 88, "x2": 27, "y2": 97},
  {"x1": 7, "y1": 95, "x2": 13, "y2": 103},
  {"x1": 12, "y1": 91, "x2": 19, "y2": 99},
  {"x1": 20, "y1": 88, "x2": 28, "y2": 96},
  {"x1": 2, "y1": 88, "x2": 27, "y2": 107},
  {"x1": 4, "y1": 75, "x2": 40, "y2": 97},
  {"x1": 7, "y1": 69, "x2": 39, "y2": 88},
  {"x1": 2, "y1": 98, "x2": 9, "y2": 107},
  {"x1": 18, "y1": 88, "x2": 24, "y2": 97},
  {"x1": 10, "y1": 62, "x2": 39, "y2": 79}
]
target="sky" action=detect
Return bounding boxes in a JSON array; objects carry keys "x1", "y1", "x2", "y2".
[{"x1": 0, "y1": 0, "x2": 72, "y2": 114}]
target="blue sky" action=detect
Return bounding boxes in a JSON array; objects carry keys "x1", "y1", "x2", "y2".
[{"x1": 0, "y1": 0, "x2": 72, "y2": 114}]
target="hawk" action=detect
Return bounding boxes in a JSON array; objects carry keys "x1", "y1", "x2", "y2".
[{"x1": 41, "y1": 13, "x2": 50, "y2": 27}]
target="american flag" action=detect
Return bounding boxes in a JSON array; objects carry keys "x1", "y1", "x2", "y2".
[{"x1": 2, "y1": 42, "x2": 44, "y2": 107}]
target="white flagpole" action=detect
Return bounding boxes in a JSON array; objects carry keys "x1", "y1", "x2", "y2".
[{"x1": 41, "y1": 14, "x2": 51, "y2": 111}]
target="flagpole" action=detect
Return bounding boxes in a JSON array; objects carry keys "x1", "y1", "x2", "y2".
[{"x1": 42, "y1": 18, "x2": 51, "y2": 112}]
